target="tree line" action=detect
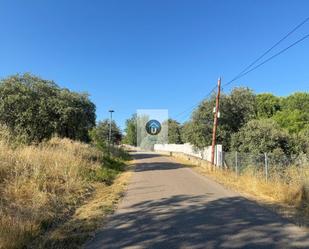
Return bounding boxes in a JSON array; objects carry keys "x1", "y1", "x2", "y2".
[
  {"x1": 124, "y1": 88, "x2": 309, "y2": 156},
  {"x1": 0, "y1": 73, "x2": 123, "y2": 146},
  {"x1": 8, "y1": 73, "x2": 306, "y2": 156}
]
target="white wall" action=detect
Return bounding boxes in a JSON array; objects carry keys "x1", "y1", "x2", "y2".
[{"x1": 154, "y1": 143, "x2": 223, "y2": 166}]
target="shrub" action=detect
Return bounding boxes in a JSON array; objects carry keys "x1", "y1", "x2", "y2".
[
  {"x1": 0, "y1": 73, "x2": 96, "y2": 143},
  {"x1": 231, "y1": 119, "x2": 292, "y2": 155}
]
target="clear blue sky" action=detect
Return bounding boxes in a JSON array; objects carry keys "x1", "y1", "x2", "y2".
[{"x1": 0, "y1": 0, "x2": 309, "y2": 130}]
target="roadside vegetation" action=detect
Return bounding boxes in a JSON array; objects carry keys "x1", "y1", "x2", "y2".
[
  {"x1": 183, "y1": 89, "x2": 309, "y2": 156},
  {"x1": 0, "y1": 74, "x2": 130, "y2": 249},
  {"x1": 124, "y1": 87, "x2": 309, "y2": 223},
  {"x1": 0, "y1": 134, "x2": 129, "y2": 249},
  {"x1": 179, "y1": 89, "x2": 309, "y2": 219},
  {"x1": 124, "y1": 88, "x2": 309, "y2": 156},
  {"x1": 174, "y1": 155, "x2": 309, "y2": 226}
]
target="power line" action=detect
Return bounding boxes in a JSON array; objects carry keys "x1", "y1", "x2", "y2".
[
  {"x1": 172, "y1": 85, "x2": 217, "y2": 120},
  {"x1": 177, "y1": 111, "x2": 192, "y2": 123},
  {"x1": 224, "y1": 33, "x2": 309, "y2": 86},
  {"x1": 223, "y1": 16, "x2": 309, "y2": 87},
  {"x1": 173, "y1": 17, "x2": 309, "y2": 122}
]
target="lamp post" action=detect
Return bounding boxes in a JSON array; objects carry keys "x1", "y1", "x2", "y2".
[{"x1": 108, "y1": 110, "x2": 114, "y2": 154}]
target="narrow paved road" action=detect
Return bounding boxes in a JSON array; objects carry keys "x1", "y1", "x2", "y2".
[{"x1": 85, "y1": 151, "x2": 309, "y2": 249}]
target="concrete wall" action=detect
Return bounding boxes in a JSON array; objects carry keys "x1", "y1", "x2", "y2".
[{"x1": 154, "y1": 143, "x2": 223, "y2": 166}]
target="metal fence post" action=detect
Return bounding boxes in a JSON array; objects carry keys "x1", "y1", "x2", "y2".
[
  {"x1": 264, "y1": 153, "x2": 268, "y2": 182},
  {"x1": 235, "y1": 151, "x2": 238, "y2": 176}
]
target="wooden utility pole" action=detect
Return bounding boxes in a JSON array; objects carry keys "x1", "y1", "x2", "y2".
[{"x1": 211, "y1": 77, "x2": 221, "y2": 165}]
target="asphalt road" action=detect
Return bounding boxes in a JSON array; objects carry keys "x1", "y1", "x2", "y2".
[{"x1": 85, "y1": 151, "x2": 309, "y2": 249}]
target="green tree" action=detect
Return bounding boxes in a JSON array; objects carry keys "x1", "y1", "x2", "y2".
[
  {"x1": 256, "y1": 93, "x2": 281, "y2": 118},
  {"x1": 273, "y1": 109, "x2": 309, "y2": 134},
  {"x1": 0, "y1": 74, "x2": 58, "y2": 142},
  {"x1": 186, "y1": 87, "x2": 257, "y2": 150},
  {"x1": 90, "y1": 120, "x2": 122, "y2": 147},
  {"x1": 167, "y1": 119, "x2": 182, "y2": 144},
  {"x1": 180, "y1": 121, "x2": 192, "y2": 144},
  {"x1": 55, "y1": 89, "x2": 96, "y2": 142},
  {"x1": 281, "y1": 92, "x2": 309, "y2": 112},
  {"x1": 269, "y1": 92, "x2": 309, "y2": 135},
  {"x1": 231, "y1": 119, "x2": 292, "y2": 155},
  {"x1": 0, "y1": 73, "x2": 96, "y2": 143},
  {"x1": 123, "y1": 114, "x2": 137, "y2": 146}
]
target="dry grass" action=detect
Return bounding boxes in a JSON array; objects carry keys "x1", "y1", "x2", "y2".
[
  {"x1": 33, "y1": 168, "x2": 133, "y2": 249},
  {"x1": 171, "y1": 153, "x2": 309, "y2": 226},
  {"x1": 0, "y1": 136, "x2": 129, "y2": 249}
]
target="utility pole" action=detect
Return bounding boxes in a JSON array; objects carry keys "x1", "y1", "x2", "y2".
[
  {"x1": 211, "y1": 77, "x2": 221, "y2": 166},
  {"x1": 108, "y1": 110, "x2": 114, "y2": 154}
]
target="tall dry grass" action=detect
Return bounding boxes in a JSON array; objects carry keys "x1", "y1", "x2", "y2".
[
  {"x1": 172, "y1": 152, "x2": 309, "y2": 221},
  {"x1": 0, "y1": 135, "x2": 124, "y2": 249},
  {"x1": 207, "y1": 165, "x2": 309, "y2": 210}
]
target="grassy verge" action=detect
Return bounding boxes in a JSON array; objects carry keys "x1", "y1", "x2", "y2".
[
  {"x1": 31, "y1": 165, "x2": 133, "y2": 249},
  {"x1": 0, "y1": 137, "x2": 131, "y2": 249},
  {"x1": 170, "y1": 154, "x2": 309, "y2": 227}
]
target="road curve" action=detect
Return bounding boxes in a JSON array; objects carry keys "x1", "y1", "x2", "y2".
[{"x1": 85, "y1": 151, "x2": 309, "y2": 249}]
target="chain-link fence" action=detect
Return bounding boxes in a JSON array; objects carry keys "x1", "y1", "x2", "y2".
[{"x1": 224, "y1": 152, "x2": 309, "y2": 184}]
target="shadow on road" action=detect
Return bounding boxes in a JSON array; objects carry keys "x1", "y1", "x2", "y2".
[
  {"x1": 131, "y1": 153, "x2": 183, "y2": 171},
  {"x1": 134, "y1": 162, "x2": 182, "y2": 172},
  {"x1": 87, "y1": 195, "x2": 309, "y2": 249},
  {"x1": 131, "y1": 152, "x2": 162, "y2": 160}
]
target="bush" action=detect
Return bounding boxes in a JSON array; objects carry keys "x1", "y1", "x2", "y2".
[
  {"x1": 0, "y1": 73, "x2": 96, "y2": 143},
  {"x1": 231, "y1": 119, "x2": 292, "y2": 155},
  {"x1": 296, "y1": 128, "x2": 309, "y2": 154}
]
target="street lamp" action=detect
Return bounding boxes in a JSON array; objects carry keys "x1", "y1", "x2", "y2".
[{"x1": 108, "y1": 110, "x2": 114, "y2": 148}]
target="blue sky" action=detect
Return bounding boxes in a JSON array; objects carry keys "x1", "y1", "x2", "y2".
[{"x1": 0, "y1": 0, "x2": 309, "y2": 130}]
